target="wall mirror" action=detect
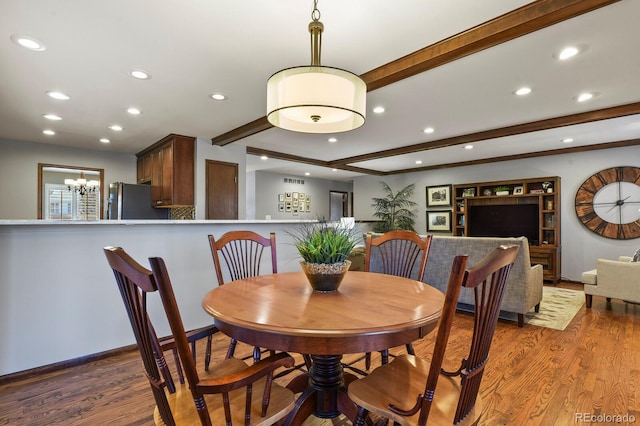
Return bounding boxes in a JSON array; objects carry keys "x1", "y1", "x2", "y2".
[{"x1": 38, "y1": 163, "x2": 104, "y2": 220}]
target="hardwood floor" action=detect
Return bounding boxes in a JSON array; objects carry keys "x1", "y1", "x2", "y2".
[{"x1": 2, "y1": 282, "x2": 639, "y2": 425}]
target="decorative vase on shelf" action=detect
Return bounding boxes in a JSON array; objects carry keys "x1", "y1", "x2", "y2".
[{"x1": 300, "y1": 260, "x2": 351, "y2": 292}]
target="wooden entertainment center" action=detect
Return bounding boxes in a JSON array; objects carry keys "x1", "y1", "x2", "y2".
[{"x1": 453, "y1": 176, "x2": 561, "y2": 283}]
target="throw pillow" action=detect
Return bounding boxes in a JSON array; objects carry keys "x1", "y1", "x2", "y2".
[{"x1": 633, "y1": 248, "x2": 640, "y2": 262}]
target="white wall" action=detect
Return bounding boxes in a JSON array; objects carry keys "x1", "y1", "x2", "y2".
[
  {"x1": 0, "y1": 139, "x2": 134, "y2": 219},
  {"x1": 353, "y1": 145, "x2": 640, "y2": 281},
  {"x1": 250, "y1": 170, "x2": 353, "y2": 220}
]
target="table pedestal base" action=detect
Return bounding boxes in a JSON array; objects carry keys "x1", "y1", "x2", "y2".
[{"x1": 285, "y1": 354, "x2": 360, "y2": 425}]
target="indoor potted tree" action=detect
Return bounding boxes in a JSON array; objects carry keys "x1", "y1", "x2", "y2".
[
  {"x1": 289, "y1": 220, "x2": 358, "y2": 292},
  {"x1": 371, "y1": 182, "x2": 417, "y2": 232}
]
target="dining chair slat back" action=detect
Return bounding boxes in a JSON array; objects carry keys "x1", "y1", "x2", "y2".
[
  {"x1": 348, "y1": 244, "x2": 519, "y2": 426},
  {"x1": 359, "y1": 230, "x2": 432, "y2": 369},
  {"x1": 104, "y1": 246, "x2": 296, "y2": 426}
]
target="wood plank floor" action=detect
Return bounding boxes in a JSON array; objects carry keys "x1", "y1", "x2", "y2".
[{"x1": 2, "y1": 282, "x2": 639, "y2": 425}]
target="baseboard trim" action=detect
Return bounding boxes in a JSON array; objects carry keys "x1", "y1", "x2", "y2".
[{"x1": 0, "y1": 344, "x2": 138, "y2": 386}]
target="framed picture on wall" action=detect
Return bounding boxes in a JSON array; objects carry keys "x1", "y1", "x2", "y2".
[
  {"x1": 426, "y1": 184, "x2": 452, "y2": 207},
  {"x1": 293, "y1": 192, "x2": 299, "y2": 200},
  {"x1": 278, "y1": 194, "x2": 285, "y2": 202},
  {"x1": 285, "y1": 201, "x2": 292, "y2": 212},
  {"x1": 278, "y1": 203, "x2": 284, "y2": 212},
  {"x1": 427, "y1": 211, "x2": 452, "y2": 232}
]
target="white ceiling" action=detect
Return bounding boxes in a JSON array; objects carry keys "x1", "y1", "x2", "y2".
[{"x1": 2, "y1": 0, "x2": 639, "y2": 182}]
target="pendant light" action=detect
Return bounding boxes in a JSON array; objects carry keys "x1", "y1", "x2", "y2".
[{"x1": 266, "y1": 0, "x2": 366, "y2": 133}]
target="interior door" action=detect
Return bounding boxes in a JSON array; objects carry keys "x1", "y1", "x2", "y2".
[
  {"x1": 330, "y1": 191, "x2": 348, "y2": 220},
  {"x1": 206, "y1": 159, "x2": 238, "y2": 219}
]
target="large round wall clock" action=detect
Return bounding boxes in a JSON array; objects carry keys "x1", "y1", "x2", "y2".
[{"x1": 575, "y1": 166, "x2": 640, "y2": 239}]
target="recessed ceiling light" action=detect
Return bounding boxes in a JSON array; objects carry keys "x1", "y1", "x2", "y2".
[
  {"x1": 11, "y1": 35, "x2": 46, "y2": 51},
  {"x1": 576, "y1": 92, "x2": 593, "y2": 102},
  {"x1": 100, "y1": 138, "x2": 110, "y2": 143},
  {"x1": 558, "y1": 46, "x2": 579, "y2": 60},
  {"x1": 46, "y1": 91, "x2": 70, "y2": 100},
  {"x1": 423, "y1": 127, "x2": 434, "y2": 134},
  {"x1": 305, "y1": 172, "x2": 310, "y2": 176},
  {"x1": 209, "y1": 93, "x2": 227, "y2": 101},
  {"x1": 464, "y1": 144, "x2": 474, "y2": 150},
  {"x1": 328, "y1": 137, "x2": 338, "y2": 143},
  {"x1": 514, "y1": 87, "x2": 532, "y2": 96},
  {"x1": 109, "y1": 124, "x2": 123, "y2": 131},
  {"x1": 126, "y1": 107, "x2": 141, "y2": 115},
  {"x1": 331, "y1": 168, "x2": 338, "y2": 172},
  {"x1": 128, "y1": 69, "x2": 151, "y2": 80},
  {"x1": 415, "y1": 160, "x2": 422, "y2": 165},
  {"x1": 42, "y1": 114, "x2": 62, "y2": 121},
  {"x1": 260, "y1": 155, "x2": 268, "y2": 160},
  {"x1": 42, "y1": 129, "x2": 55, "y2": 135},
  {"x1": 562, "y1": 138, "x2": 574, "y2": 143},
  {"x1": 372, "y1": 106, "x2": 385, "y2": 114}
]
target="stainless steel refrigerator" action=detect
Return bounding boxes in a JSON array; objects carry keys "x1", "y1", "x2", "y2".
[{"x1": 107, "y1": 182, "x2": 169, "y2": 220}]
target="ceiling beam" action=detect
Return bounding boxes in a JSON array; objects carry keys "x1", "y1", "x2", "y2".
[
  {"x1": 385, "y1": 138, "x2": 640, "y2": 174},
  {"x1": 212, "y1": 0, "x2": 620, "y2": 146},
  {"x1": 330, "y1": 102, "x2": 640, "y2": 166},
  {"x1": 245, "y1": 147, "x2": 385, "y2": 176},
  {"x1": 246, "y1": 102, "x2": 640, "y2": 175}
]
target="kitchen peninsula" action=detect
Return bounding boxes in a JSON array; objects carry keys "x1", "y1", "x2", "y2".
[{"x1": 0, "y1": 219, "x2": 336, "y2": 377}]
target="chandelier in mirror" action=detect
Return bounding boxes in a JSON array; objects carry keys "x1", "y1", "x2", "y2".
[{"x1": 266, "y1": 0, "x2": 366, "y2": 133}]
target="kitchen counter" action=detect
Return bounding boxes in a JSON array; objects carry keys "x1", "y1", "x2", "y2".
[{"x1": 0, "y1": 219, "x2": 337, "y2": 377}]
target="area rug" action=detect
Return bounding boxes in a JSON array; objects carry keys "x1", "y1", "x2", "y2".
[{"x1": 522, "y1": 286, "x2": 584, "y2": 330}]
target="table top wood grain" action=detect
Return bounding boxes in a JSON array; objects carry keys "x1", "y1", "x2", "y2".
[{"x1": 202, "y1": 271, "x2": 444, "y2": 355}]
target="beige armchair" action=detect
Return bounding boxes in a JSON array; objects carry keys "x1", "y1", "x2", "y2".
[{"x1": 582, "y1": 256, "x2": 640, "y2": 308}]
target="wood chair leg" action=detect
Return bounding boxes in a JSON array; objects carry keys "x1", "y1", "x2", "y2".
[
  {"x1": 405, "y1": 342, "x2": 415, "y2": 356},
  {"x1": 535, "y1": 302, "x2": 540, "y2": 313},
  {"x1": 365, "y1": 352, "x2": 372, "y2": 370},
  {"x1": 226, "y1": 338, "x2": 237, "y2": 359},
  {"x1": 381, "y1": 349, "x2": 389, "y2": 365},
  {"x1": 354, "y1": 406, "x2": 370, "y2": 426},
  {"x1": 204, "y1": 335, "x2": 212, "y2": 371},
  {"x1": 172, "y1": 348, "x2": 185, "y2": 384}
]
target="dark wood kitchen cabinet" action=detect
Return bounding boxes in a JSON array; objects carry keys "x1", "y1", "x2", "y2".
[{"x1": 136, "y1": 134, "x2": 195, "y2": 207}]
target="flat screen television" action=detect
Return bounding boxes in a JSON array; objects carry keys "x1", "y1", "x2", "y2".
[{"x1": 468, "y1": 204, "x2": 539, "y2": 245}]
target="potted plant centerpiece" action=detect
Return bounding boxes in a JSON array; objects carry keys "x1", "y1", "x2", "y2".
[{"x1": 290, "y1": 220, "x2": 357, "y2": 292}]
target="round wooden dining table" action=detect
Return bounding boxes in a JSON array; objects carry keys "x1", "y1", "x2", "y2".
[{"x1": 201, "y1": 270, "x2": 445, "y2": 425}]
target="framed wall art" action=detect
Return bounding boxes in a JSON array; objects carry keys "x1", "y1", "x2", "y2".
[
  {"x1": 426, "y1": 184, "x2": 452, "y2": 207},
  {"x1": 427, "y1": 211, "x2": 452, "y2": 232}
]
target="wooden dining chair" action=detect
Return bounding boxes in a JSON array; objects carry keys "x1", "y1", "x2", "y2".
[
  {"x1": 104, "y1": 246, "x2": 295, "y2": 426},
  {"x1": 208, "y1": 231, "x2": 277, "y2": 363},
  {"x1": 348, "y1": 244, "x2": 520, "y2": 426},
  {"x1": 209, "y1": 231, "x2": 312, "y2": 373},
  {"x1": 360, "y1": 230, "x2": 432, "y2": 369}
]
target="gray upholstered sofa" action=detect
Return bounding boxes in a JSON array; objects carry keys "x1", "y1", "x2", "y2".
[{"x1": 423, "y1": 236, "x2": 543, "y2": 327}]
